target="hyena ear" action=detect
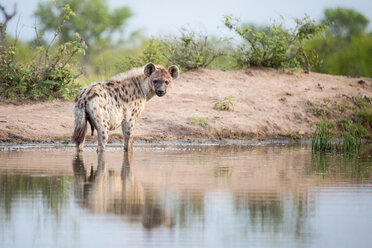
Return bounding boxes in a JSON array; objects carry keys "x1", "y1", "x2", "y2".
[
  {"x1": 168, "y1": 65, "x2": 179, "y2": 79},
  {"x1": 144, "y1": 63, "x2": 156, "y2": 77}
]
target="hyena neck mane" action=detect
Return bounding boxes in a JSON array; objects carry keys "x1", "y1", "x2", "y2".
[{"x1": 110, "y1": 67, "x2": 155, "y2": 101}]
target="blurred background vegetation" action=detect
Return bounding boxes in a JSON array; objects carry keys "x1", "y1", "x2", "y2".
[{"x1": 0, "y1": 0, "x2": 371, "y2": 100}]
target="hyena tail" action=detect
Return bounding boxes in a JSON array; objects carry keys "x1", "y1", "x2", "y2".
[{"x1": 72, "y1": 103, "x2": 88, "y2": 147}]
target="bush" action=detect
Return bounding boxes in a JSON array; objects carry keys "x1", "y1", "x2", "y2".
[
  {"x1": 224, "y1": 15, "x2": 328, "y2": 71},
  {"x1": 308, "y1": 34, "x2": 372, "y2": 77},
  {"x1": 118, "y1": 28, "x2": 226, "y2": 72},
  {"x1": 306, "y1": 8, "x2": 372, "y2": 77},
  {"x1": 214, "y1": 96, "x2": 234, "y2": 111},
  {"x1": 0, "y1": 4, "x2": 86, "y2": 100}
]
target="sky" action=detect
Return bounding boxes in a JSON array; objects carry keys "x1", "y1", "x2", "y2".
[{"x1": 2, "y1": 0, "x2": 372, "y2": 41}]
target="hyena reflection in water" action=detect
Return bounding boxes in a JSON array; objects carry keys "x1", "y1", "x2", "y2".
[
  {"x1": 72, "y1": 152, "x2": 173, "y2": 229},
  {"x1": 72, "y1": 63, "x2": 179, "y2": 152}
]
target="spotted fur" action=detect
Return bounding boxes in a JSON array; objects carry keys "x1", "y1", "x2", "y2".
[{"x1": 72, "y1": 63, "x2": 179, "y2": 152}]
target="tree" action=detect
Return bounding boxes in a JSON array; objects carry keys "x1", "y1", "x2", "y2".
[
  {"x1": 322, "y1": 7, "x2": 369, "y2": 39},
  {"x1": 0, "y1": 4, "x2": 17, "y2": 47},
  {"x1": 34, "y1": 0, "x2": 133, "y2": 74},
  {"x1": 307, "y1": 7, "x2": 372, "y2": 77}
]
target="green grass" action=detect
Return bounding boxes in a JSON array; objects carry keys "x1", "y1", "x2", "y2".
[
  {"x1": 356, "y1": 107, "x2": 372, "y2": 127},
  {"x1": 339, "y1": 119, "x2": 363, "y2": 152},
  {"x1": 311, "y1": 118, "x2": 367, "y2": 153},
  {"x1": 278, "y1": 131, "x2": 302, "y2": 140},
  {"x1": 311, "y1": 120, "x2": 335, "y2": 152},
  {"x1": 189, "y1": 117, "x2": 209, "y2": 128},
  {"x1": 312, "y1": 107, "x2": 329, "y2": 117}
]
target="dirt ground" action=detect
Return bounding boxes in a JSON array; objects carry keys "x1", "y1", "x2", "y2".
[{"x1": 0, "y1": 68, "x2": 371, "y2": 143}]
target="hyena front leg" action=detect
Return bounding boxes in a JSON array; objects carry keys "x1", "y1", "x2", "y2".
[
  {"x1": 121, "y1": 108, "x2": 142, "y2": 152},
  {"x1": 121, "y1": 120, "x2": 134, "y2": 152}
]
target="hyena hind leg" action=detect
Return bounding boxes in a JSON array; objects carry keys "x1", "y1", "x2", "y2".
[
  {"x1": 72, "y1": 109, "x2": 88, "y2": 152},
  {"x1": 94, "y1": 118, "x2": 109, "y2": 152},
  {"x1": 86, "y1": 103, "x2": 109, "y2": 152},
  {"x1": 97, "y1": 127, "x2": 109, "y2": 152}
]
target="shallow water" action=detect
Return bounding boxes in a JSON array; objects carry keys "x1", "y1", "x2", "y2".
[{"x1": 1, "y1": 144, "x2": 372, "y2": 248}]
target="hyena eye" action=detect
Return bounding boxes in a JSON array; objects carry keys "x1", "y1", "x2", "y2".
[
  {"x1": 165, "y1": 80, "x2": 169, "y2": 85},
  {"x1": 153, "y1": 80, "x2": 158, "y2": 84}
]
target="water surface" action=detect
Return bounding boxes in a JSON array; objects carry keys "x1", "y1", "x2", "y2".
[{"x1": 1, "y1": 144, "x2": 372, "y2": 248}]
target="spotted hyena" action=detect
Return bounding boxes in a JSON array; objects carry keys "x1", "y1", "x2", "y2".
[{"x1": 72, "y1": 63, "x2": 179, "y2": 152}]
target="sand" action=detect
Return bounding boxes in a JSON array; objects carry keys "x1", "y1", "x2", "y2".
[{"x1": 0, "y1": 68, "x2": 371, "y2": 143}]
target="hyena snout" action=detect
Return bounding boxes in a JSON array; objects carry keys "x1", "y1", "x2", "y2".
[
  {"x1": 155, "y1": 87, "x2": 165, "y2": 96},
  {"x1": 154, "y1": 82, "x2": 168, "y2": 97}
]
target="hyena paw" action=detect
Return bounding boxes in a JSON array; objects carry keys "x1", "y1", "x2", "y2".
[{"x1": 97, "y1": 146, "x2": 105, "y2": 152}]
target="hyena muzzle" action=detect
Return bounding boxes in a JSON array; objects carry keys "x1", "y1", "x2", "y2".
[{"x1": 72, "y1": 63, "x2": 179, "y2": 152}]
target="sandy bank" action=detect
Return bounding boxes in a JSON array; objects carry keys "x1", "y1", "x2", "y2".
[{"x1": 0, "y1": 68, "x2": 371, "y2": 143}]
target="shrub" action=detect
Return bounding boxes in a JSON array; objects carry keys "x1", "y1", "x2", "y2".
[
  {"x1": 0, "y1": 4, "x2": 86, "y2": 100},
  {"x1": 213, "y1": 96, "x2": 234, "y2": 111},
  {"x1": 224, "y1": 15, "x2": 328, "y2": 71},
  {"x1": 118, "y1": 28, "x2": 226, "y2": 72},
  {"x1": 308, "y1": 34, "x2": 372, "y2": 77}
]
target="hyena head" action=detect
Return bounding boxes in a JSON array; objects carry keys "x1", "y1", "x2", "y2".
[{"x1": 144, "y1": 63, "x2": 179, "y2": 97}]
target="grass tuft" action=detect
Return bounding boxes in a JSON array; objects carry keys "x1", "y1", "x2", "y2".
[
  {"x1": 189, "y1": 117, "x2": 209, "y2": 127},
  {"x1": 311, "y1": 120, "x2": 334, "y2": 152}
]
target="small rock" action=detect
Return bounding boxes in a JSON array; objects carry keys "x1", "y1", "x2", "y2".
[{"x1": 358, "y1": 80, "x2": 365, "y2": 85}]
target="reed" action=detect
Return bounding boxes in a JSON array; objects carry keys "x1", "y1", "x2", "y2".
[
  {"x1": 311, "y1": 120, "x2": 334, "y2": 152},
  {"x1": 340, "y1": 120, "x2": 361, "y2": 152}
]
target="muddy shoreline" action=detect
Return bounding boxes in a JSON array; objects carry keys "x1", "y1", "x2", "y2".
[{"x1": 1, "y1": 68, "x2": 371, "y2": 144}]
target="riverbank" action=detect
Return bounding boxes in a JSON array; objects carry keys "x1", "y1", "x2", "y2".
[{"x1": 0, "y1": 68, "x2": 371, "y2": 143}]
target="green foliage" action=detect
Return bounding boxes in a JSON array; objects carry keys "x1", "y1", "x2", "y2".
[
  {"x1": 35, "y1": 0, "x2": 133, "y2": 71},
  {"x1": 213, "y1": 96, "x2": 234, "y2": 111},
  {"x1": 311, "y1": 116, "x2": 369, "y2": 153},
  {"x1": 118, "y1": 38, "x2": 167, "y2": 72},
  {"x1": 0, "y1": 4, "x2": 85, "y2": 100},
  {"x1": 339, "y1": 119, "x2": 363, "y2": 152},
  {"x1": 224, "y1": 15, "x2": 327, "y2": 71},
  {"x1": 160, "y1": 28, "x2": 227, "y2": 71},
  {"x1": 322, "y1": 7, "x2": 369, "y2": 39},
  {"x1": 308, "y1": 8, "x2": 372, "y2": 77},
  {"x1": 118, "y1": 28, "x2": 226, "y2": 72},
  {"x1": 311, "y1": 120, "x2": 335, "y2": 152},
  {"x1": 35, "y1": 0, "x2": 132, "y2": 46},
  {"x1": 356, "y1": 105, "x2": 372, "y2": 128},
  {"x1": 308, "y1": 34, "x2": 372, "y2": 77},
  {"x1": 312, "y1": 107, "x2": 329, "y2": 117},
  {"x1": 189, "y1": 117, "x2": 209, "y2": 128}
]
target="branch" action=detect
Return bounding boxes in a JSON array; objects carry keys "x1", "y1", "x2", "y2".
[
  {"x1": 34, "y1": 25, "x2": 43, "y2": 72},
  {"x1": 45, "y1": 29, "x2": 60, "y2": 67},
  {"x1": 60, "y1": 48, "x2": 79, "y2": 68},
  {"x1": 0, "y1": 3, "x2": 17, "y2": 46},
  {"x1": 0, "y1": 4, "x2": 17, "y2": 24}
]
